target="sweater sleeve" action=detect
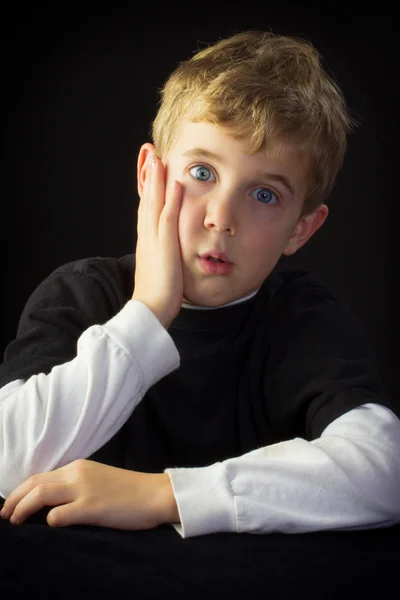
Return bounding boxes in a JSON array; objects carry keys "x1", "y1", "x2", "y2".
[
  {"x1": 165, "y1": 403, "x2": 400, "y2": 537},
  {"x1": 0, "y1": 299, "x2": 180, "y2": 498}
]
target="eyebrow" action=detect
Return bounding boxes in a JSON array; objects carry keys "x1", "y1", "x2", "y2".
[{"x1": 182, "y1": 147, "x2": 296, "y2": 197}]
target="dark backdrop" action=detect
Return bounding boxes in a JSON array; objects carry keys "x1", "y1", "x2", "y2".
[{"x1": 2, "y1": 11, "x2": 399, "y2": 405}]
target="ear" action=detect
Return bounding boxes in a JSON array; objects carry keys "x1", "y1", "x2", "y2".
[
  {"x1": 282, "y1": 204, "x2": 329, "y2": 256},
  {"x1": 137, "y1": 143, "x2": 156, "y2": 198}
]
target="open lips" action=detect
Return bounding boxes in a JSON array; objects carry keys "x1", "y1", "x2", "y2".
[
  {"x1": 207, "y1": 256, "x2": 224, "y2": 263},
  {"x1": 199, "y1": 251, "x2": 231, "y2": 264},
  {"x1": 198, "y1": 252, "x2": 234, "y2": 276}
]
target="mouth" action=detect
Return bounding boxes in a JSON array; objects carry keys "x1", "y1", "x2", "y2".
[
  {"x1": 199, "y1": 250, "x2": 232, "y2": 264},
  {"x1": 197, "y1": 251, "x2": 234, "y2": 276}
]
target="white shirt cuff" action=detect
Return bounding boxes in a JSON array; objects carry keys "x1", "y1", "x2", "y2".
[
  {"x1": 103, "y1": 299, "x2": 180, "y2": 389},
  {"x1": 165, "y1": 462, "x2": 236, "y2": 538}
]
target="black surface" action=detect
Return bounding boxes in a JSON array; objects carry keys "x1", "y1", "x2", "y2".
[{"x1": 1, "y1": 507, "x2": 399, "y2": 598}]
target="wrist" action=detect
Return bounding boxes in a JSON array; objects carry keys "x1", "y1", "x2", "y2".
[
  {"x1": 130, "y1": 295, "x2": 172, "y2": 329},
  {"x1": 157, "y1": 473, "x2": 180, "y2": 525}
]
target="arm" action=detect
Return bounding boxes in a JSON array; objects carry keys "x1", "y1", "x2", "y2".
[
  {"x1": 1, "y1": 152, "x2": 183, "y2": 498},
  {"x1": 0, "y1": 459, "x2": 180, "y2": 529},
  {"x1": 0, "y1": 299, "x2": 179, "y2": 498},
  {"x1": 165, "y1": 402, "x2": 400, "y2": 537},
  {"x1": 3, "y1": 402, "x2": 398, "y2": 533}
]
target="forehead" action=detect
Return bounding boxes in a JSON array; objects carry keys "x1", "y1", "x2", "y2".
[{"x1": 168, "y1": 120, "x2": 310, "y2": 200}]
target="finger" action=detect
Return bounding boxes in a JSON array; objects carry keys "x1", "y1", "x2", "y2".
[
  {"x1": 10, "y1": 482, "x2": 72, "y2": 525},
  {"x1": 2, "y1": 474, "x2": 47, "y2": 518},
  {"x1": 1, "y1": 469, "x2": 66, "y2": 518},
  {"x1": 144, "y1": 155, "x2": 166, "y2": 235},
  {"x1": 163, "y1": 179, "x2": 183, "y2": 220},
  {"x1": 47, "y1": 498, "x2": 93, "y2": 528},
  {"x1": 159, "y1": 180, "x2": 183, "y2": 239}
]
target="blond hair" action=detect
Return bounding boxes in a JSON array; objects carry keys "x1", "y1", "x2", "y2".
[{"x1": 152, "y1": 30, "x2": 355, "y2": 216}]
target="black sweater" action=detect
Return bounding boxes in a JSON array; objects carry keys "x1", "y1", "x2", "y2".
[{"x1": 0, "y1": 253, "x2": 396, "y2": 473}]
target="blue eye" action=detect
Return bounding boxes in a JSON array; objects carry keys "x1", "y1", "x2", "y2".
[
  {"x1": 251, "y1": 188, "x2": 278, "y2": 205},
  {"x1": 189, "y1": 165, "x2": 215, "y2": 182}
]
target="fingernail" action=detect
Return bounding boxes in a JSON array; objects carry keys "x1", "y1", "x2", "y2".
[{"x1": 0, "y1": 508, "x2": 5, "y2": 518}]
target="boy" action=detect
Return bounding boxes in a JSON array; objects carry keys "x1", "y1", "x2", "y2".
[{"x1": 0, "y1": 30, "x2": 399, "y2": 537}]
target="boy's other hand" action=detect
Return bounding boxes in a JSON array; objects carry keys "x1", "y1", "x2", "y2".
[
  {"x1": 132, "y1": 155, "x2": 184, "y2": 329},
  {"x1": 0, "y1": 459, "x2": 180, "y2": 530}
]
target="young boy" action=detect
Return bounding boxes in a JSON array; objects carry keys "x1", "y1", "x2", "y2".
[{"x1": 0, "y1": 30, "x2": 399, "y2": 538}]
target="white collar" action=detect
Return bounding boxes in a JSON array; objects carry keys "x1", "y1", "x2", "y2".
[{"x1": 181, "y1": 288, "x2": 260, "y2": 311}]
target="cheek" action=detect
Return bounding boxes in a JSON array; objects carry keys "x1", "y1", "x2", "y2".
[{"x1": 242, "y1": 223, "x2": 290, "y2": 258}]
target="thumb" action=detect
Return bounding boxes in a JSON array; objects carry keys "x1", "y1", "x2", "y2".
[{"x1": 47, "y1": 501, "x2": 90, "y2": 528}]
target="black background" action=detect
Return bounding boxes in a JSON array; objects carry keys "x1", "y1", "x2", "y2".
[{"x1": 2, "y1": 11, "x2": 399, "y2": 403}]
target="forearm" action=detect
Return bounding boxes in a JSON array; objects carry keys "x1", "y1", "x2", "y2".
[
  {"x1": 166, "y1": 403, "x2": 400, "y2": 537},
  {"x1": 0, "y1": 300, "x2": 179, "y2": 497}
]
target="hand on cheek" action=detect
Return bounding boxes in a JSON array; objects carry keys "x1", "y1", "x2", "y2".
[{"x1": 132, "y1": 155, "x2": 184, "y2": 329}]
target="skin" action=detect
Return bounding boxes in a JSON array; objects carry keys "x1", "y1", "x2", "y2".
[
  {"x1": 0, "y1": 120, "x2": 328, "y2": 530},
  {"x1": 134, "y1": 120, "x2": 328, "y2": 322},
  {"x1": 0, "y1": 460, "x2": 179, "y2": 528}
]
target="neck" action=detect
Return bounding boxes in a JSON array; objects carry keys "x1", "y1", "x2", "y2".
[{"x1": 181, "y1": 289, "x2": 260, "y2": 311}]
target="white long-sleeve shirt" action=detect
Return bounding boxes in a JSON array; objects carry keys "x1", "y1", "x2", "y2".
[{"x1": 1, "y1": 299, "x2": 400, "y2": 537}]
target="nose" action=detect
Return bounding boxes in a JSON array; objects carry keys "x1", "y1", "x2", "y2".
[{"x1": 203, "y1": 192, "x2": 238, "y2": 235}]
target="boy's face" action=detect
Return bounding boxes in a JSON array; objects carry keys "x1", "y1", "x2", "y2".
[{"x1": 142, "y1": 120, "x2": 327, "y2": 307}]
